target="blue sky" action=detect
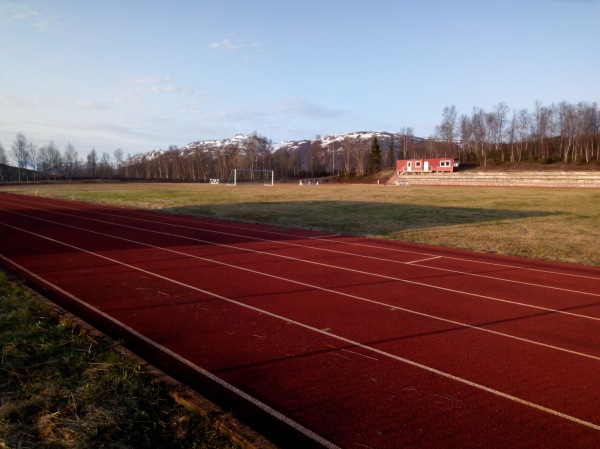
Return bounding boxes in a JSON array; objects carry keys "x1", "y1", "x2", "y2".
[{"x1": 1, "y1": 0, "x2": 599, "y2": 159}]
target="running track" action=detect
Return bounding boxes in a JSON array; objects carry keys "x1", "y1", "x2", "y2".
[{"x1": 1, "y1": 192, "x2": 599, "y2": 449}]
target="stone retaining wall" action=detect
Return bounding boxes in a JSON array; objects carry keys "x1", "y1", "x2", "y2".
[{"x1": 387, "y1": 171, "x2": 600, "y2": 188}]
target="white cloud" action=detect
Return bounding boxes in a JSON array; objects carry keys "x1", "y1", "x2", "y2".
[
  {"x1": 0, "y1": 94, "x2": 36, "y2": 108},
  {"x1": 69, "y1": 98, "x2": 111, "y2": 110},
  {"x1": 209, "y1": 39, "x2": 244, "y2": 51},
  {"x1": 125, "y1": 75, "x2": 201, "y2": 98},
  {"x1": 208, "y1": 38, "x2": 262, "y2": 52},
  {"x1": 272, "y1": 97, "x2": 346, "y2": 119},
  {"x1": 129, "y1": 75, "x2": 167, "y2": 85},
  {"x1": 9, "y1": 4, "x2": 38, "y2": 20},
  {"x1": 5, "y1": 4, "x2": 59, "y2": 32}
]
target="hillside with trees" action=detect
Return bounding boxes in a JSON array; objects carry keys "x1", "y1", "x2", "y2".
[{"x1": 1, "y1": 101, "x2": 598, "y2": 183}]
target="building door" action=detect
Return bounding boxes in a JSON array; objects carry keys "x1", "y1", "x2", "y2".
[
  {"x1": 407, "y1": 162, "x2": 412, "y2": 172},
  {"x1": 424, "y1": 161, "x2": 429, "y2": 171}
]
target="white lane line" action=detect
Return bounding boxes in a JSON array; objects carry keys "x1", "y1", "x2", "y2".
[
  {"x1": 3, "y1": 195, "x2": 599, "y2": 316},
  {"x1": 0, "y1": 254, "x2": 341, "y2": 449},
  {"x1": 327, "y1": 345, "x2": 380, "y2": 361},
  {"x1": 407, "y1": 256, "x2": 442, "y2": 264},
  {"x1": 7, "y1": 194, "x2": 599, "y2": 294},
  {"x1": 1, "y1": 214, "x2": 600, "y2": 365},
  {"x1": 309, "y1": 234, "x2": 340, "y2": 239},
  {"x1": 88, "y1": 200, "x2": 600, "y2": 281},
  {"x1": 1, "y1": 235, "x2": 599, "y2": 434},
  {"x1": 2, "y1": 201, "x2": 598, "y2": 325}
]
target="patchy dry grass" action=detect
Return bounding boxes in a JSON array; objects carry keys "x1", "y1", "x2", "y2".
[
  {"x1": 0, "y1": 271, "x2": 240, "y2": 449},
  {"x1": 2, "y1": 182, "x2": 598, "y2": 265}
]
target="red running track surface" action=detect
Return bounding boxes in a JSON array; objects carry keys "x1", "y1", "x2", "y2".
[{"x1": 1, "y1": 192, "x2": 599, "y2": 448}]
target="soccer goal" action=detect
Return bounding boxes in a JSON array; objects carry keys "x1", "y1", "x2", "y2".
[{"x1": 226, "y1": 169, "x2": 274, "y2": 186}]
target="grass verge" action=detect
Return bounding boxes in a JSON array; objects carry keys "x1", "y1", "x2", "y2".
[{"x1": 0, "y1": 271, "x2": 240, "y2": 449}]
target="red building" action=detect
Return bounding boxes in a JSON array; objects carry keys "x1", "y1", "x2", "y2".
[{"x1": 396, "y1": 158, "x2": 458, "y2": 173}]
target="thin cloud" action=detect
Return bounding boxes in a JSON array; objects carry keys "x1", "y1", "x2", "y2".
[
  {"x1": 0, "y1": 94, "x2": 36, "y2": 108},
  {"x1": 126, "y1": 75, "x2": 182, "y2": 96},
  {"x1": 129, "y1": 75, "x2": 168, "y2": 85},
  {"x1": 209, "y1": 39, "x2": 244, "y2": 51},
  {"x1": 5, "y1": 4, "x2": 59, "y2": 32},
  {"x1": 69, "y1": 98, "x2": 111, "y2": 110},
  {"x1": 273, "y1": 97, "x2": 346, "y2": 119},
  {"x1": 209, "y1": 38, "x2": 262, "y2": 51},
  {"x1": 122, "y1": 75, "x2": 205, "y2": 102},
  {"x1": 8, "y1": 4, "x2": 38, "y2": 20}
]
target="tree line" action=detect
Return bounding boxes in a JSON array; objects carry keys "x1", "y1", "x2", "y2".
[
  {"x1": 121, "y1": 134, "x2": 274, "y2": 182},
  {"x1": 442, "y1": 101, "x2": 600, "y2": 166},
  {"x1": 0, "y1": 132, "x2": 124, "y2": 182},
  {"x1": 2, "y1": 100, "x2": 597, "y2": 183}
]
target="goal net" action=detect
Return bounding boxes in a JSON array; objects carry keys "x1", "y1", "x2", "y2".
[{"x1": 226, "y1": 169, "x2": 274, "y2": 186}]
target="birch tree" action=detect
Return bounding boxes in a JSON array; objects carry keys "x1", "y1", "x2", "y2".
[
  {"x1": 436, "y1": 105, "x2": 458, "y2": 157},
  {"x1": 11, "y1": 132, "x2": 28, "y2": 181},
  {"x1": 64, "y1": 143, "x2": 77, "y2": 179}
]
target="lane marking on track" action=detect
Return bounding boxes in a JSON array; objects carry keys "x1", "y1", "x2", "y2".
[
  {"x1": 5, "y1": 191, "x2": 599, "y2": 282},
  {"x1": 0, "y1": 254, "x2": 341, "y2": 449},
  {"x1": 1, "y1": 215, "x2": 600, "y2": 363},
  {"x1": 1, "y1": 236, "x2": 599, "y2": 434},
  {"x1": 407, "y1": 256, "x2": 442, "y2": 264},
  {"x1": 1, "y1": 199, "x2": 598, "y2": 324},
  {"x1": 73, "y1": 197, "x2": 599, "y2": 281},
  {"x1": 4, "y1": 194, "x2": 599, "y2": 296},
  {"x1": 327, "y1": 345, "x2": 380, "y2": 361},
  {"x1": 2, "y1": 206, "x2": 600, "y2": 368}
]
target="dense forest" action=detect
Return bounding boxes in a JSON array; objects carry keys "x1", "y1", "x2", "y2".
[{"x1": 1, "y1": 101, "x2": 598, "y2": 183}]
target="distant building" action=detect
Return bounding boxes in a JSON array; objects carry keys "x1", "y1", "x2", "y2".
[{"x1": 396, "y1": 158, "x2": 459, "y2": 174}]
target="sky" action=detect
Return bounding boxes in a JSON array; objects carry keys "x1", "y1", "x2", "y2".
[{"x1": 1, "y1": 0, "x2": 599, "y2": 160}]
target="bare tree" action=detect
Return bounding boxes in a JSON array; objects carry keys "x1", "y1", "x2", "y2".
[
  {"x1": 467, "y1": 108, "x2": 484, "y2": 165},
  {"x1": 508, "y1": 110, "x2": 517, "y2": 163},
  {"x1": 492, "y1": 102, "x2": 509, "y2": 160},
  {"x1": 459, "y1": 114, "x2": 472, "y2": 162},
  {"x1": 308, "y1": 136, "x2": 322, "y2": 176},
  {"x1": 436, "y1": 105, "x2": 458, "y2": 157},
  {"x1": 87, "y1": 148, "x2": 98, "y2": 176},
  {"x1": 582, "y1": 102, "x2": 599, "y2": 162},
  {"x1": 400, "y1": 127, "x2": 414, "y2": 159},
  {"x1": 342, "y1": 136, "x2": 352, "y2": 177},
  {"x1": 0, "y1": 141, "x2": 6, "y2": 165},
  {"x1": 64, "y1": 143, "x2": 77, "y2": 180},
  {"x1": 11, "y1": 133, "x2": 29, "y2": 181},
  {"x1": 99, "y1": 152, "x2": 112, "y2": 178},
  {"x1": 533, "y1": 101, "x2": 553, "y2": 160},
  {"x1": 27, "y1": 143, "x2": 39, "y2": 180},
  {"x1": 114, "y1": 148, "x2": 123, "y2": 174},
  {"x1": 36, "y1": 142, "x2": 62, "y2": 180},
  {"x1": 0, "y1": 141, "x2": 7, "y2": 181}
]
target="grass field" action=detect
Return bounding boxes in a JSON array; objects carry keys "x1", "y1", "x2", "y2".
[{"x1": 2, "y1": 182, "x2": 598, "y2": 266}]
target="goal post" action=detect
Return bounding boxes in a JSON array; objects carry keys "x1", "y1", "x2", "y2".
[{"x1": 226, "y1": 169, "x2": 274, "y2": 186}]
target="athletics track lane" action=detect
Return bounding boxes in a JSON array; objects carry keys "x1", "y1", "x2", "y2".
[{"x1": 0, "y1": 192, "x2": 599, "y2": 449}]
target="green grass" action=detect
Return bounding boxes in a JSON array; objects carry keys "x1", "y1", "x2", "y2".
[
  {"x1": 3, "y1": 182, "x2": 598, "y2": 265},
  {"x1": 0, "y1": 272, "x2": 240, "y2": 449}
]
